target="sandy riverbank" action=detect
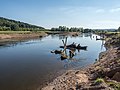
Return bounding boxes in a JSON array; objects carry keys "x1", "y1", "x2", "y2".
[
  {"x1": 42, "y1": 33, "x2": 120, "y2": 90},
  {"x1": 0, "y1": 31, "x2": 48, "y2": 46},
  {"x1": 0, "y1": 32, "x2": 47, "y2": 40}
]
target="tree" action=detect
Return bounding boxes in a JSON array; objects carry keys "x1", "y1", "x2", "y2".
[
  {"x1": 11, "y1": 24, "x2": 19, "y2": 30},
  {"x1": 0, "y1": 17, "x2": 45, "y2": 31}
]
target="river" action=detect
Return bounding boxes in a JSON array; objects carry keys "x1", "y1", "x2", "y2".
[{"x1": 0, "y1": 33, "x2": 105, "y2": 90}]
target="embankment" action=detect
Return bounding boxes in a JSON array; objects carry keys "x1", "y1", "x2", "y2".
[{"x1": 0, "y1": 31, "x2": 47, "y2": 40}]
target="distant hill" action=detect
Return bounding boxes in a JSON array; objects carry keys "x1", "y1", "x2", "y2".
[{"x1": 0, "y1": 17, "x2": 45, "y2": 31}]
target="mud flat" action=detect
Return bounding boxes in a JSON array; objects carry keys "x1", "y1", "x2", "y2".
[
  {"x1": 0, "y1": 32, "x2": 48, "y2": 46},
  {"x1": 0, "y1": 32, "x2": 47, "y2": 40}
]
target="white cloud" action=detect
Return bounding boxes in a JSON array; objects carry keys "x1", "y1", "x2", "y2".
[
  {"x1": 109, "y1": 8, "x2": 120, "y2": 13},
  {"x1": 96, "y1": 9, "x2": 105, "y2": 13}
]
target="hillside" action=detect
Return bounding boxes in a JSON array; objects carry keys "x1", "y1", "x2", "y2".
[{"x1": 0, "y1": 17, "x2": 45, "y2": 31}]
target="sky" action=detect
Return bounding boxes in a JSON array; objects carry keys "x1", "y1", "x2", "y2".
[{"x1": 0, "y1": 0, "x2": 120, "y2": 29}]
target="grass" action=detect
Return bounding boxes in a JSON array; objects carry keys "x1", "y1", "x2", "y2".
[
  {"x1": 95, "y1": 78, "x2": 105, "y2": 84},
  {"x1": 105, "y1": 32, "x2": 120, "y2": 34},
  {"x1": 107, "y1": 81, "x2": 120, "y2": 90},
  {"x1": 95, "y1": 78, "x2": 120, "y2": 90}
]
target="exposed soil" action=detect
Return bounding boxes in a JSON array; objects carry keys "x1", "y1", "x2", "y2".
[
  {"x1": 0, "y1": 32, "x2": 47, "y2": 40},
  {"x1": 0, "y1": 32, "x2": 48, "y2": 46}
]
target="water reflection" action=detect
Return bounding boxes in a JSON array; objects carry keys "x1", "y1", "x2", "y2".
[
  {"x1": 84, "y1": 33, "x2": 92, "y2": 37},
  {"x1": 101, "y1": 40, "x2": 105, "y2": 50},
  {"x1": 58, "y1": 35, "x2": 66, "y2": 40}
]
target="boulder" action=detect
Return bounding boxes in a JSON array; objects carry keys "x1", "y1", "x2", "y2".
[
  {"x1": 106, "y1": 67, "x2": 120, "y2": 78},
  {"x1": 112, "y1": 72, "x2": 120, "y2": 82}
]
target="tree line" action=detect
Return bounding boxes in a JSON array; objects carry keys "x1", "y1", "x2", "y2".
[
  {"x1": 51, "y1": 26, "x2": 92, "y2": 33},
  {"x1": 0, "y1": 17, "x2": 45, "y2": 31}
]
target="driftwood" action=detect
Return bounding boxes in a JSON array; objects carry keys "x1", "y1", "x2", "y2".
[
  {"x1": 51, "y1": 50, "x2": 63, "y2": 54},
  {"x1": 62, "y1": 37, "x2": 67, "y2": 52},
  {"x1": 51, "y1": 37, "x2": 69, "y2": 60},
  {"x1": 51, "y1": 37, "x2": 87, "y2": 60},
  {"x1": 61, "y1": 53, "x2": 68, "y2": 60},
  {"x1": 96, "y1": 38, "x2": 105, "y2": 40},
  {"x1": 61, "y1": 37, "x2": 68, "y2": 60},
  {"x1": 60, "y1": 45, "x2": 87, "y2": 50}
]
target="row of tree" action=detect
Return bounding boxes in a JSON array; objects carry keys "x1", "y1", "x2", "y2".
[
  {"x1": 51, "y1": 26, "x2": 120, "y2": 33},
  {"x1": 0, "y1": 17, "x2": 45, "y2": 31},
  {"x1": 51, "y1": 26, "x2": 92, "y2": 33},
  {"x1": 92, "y1": 28, "x2": 120, "y2": 34}
]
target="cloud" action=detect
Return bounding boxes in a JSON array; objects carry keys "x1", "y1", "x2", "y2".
[
  {"x1": 96, "y1": 9, "x2": 105, "y2": 13},
  {"x1": 109, "y1": 8, "x2": 120, "y2": 13}
]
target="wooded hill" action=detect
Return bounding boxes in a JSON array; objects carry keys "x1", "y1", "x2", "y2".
[{"x1": 0, "y1": 17, "x2": 45, "y2": 31}]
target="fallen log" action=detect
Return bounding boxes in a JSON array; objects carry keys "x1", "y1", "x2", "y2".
[
  {"x1": 96, "y1": 38, "x2": 105, "y2": 40},
  {"x1": 61, "y1": 54, "x2": 68, "y2": 60},
  {"x1": 60, "y1": 45, "x2": 87, "y2": 50},
  {"x1": 51, "y1": 50, "x2": 63, "y2": 54}
]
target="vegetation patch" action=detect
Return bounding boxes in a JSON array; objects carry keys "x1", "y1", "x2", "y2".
[
  {"x1": 107, "y1": 81, "x2": 120, "y2": 90},
  {"x1": 95, "y1": 78, "x2": 105, "y2": 85},
  {"x1": 0, "y1": 17, "x2": 45, "y2": 31}
]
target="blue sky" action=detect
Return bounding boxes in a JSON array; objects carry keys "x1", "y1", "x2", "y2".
[{"x1": 0, "y1": 0, "x2": 120, "y2": 29}]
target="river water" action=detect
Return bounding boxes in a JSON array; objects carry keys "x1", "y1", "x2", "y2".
[{"x1": 0, "y1": 33, "x2": 105, "y2": 90}]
